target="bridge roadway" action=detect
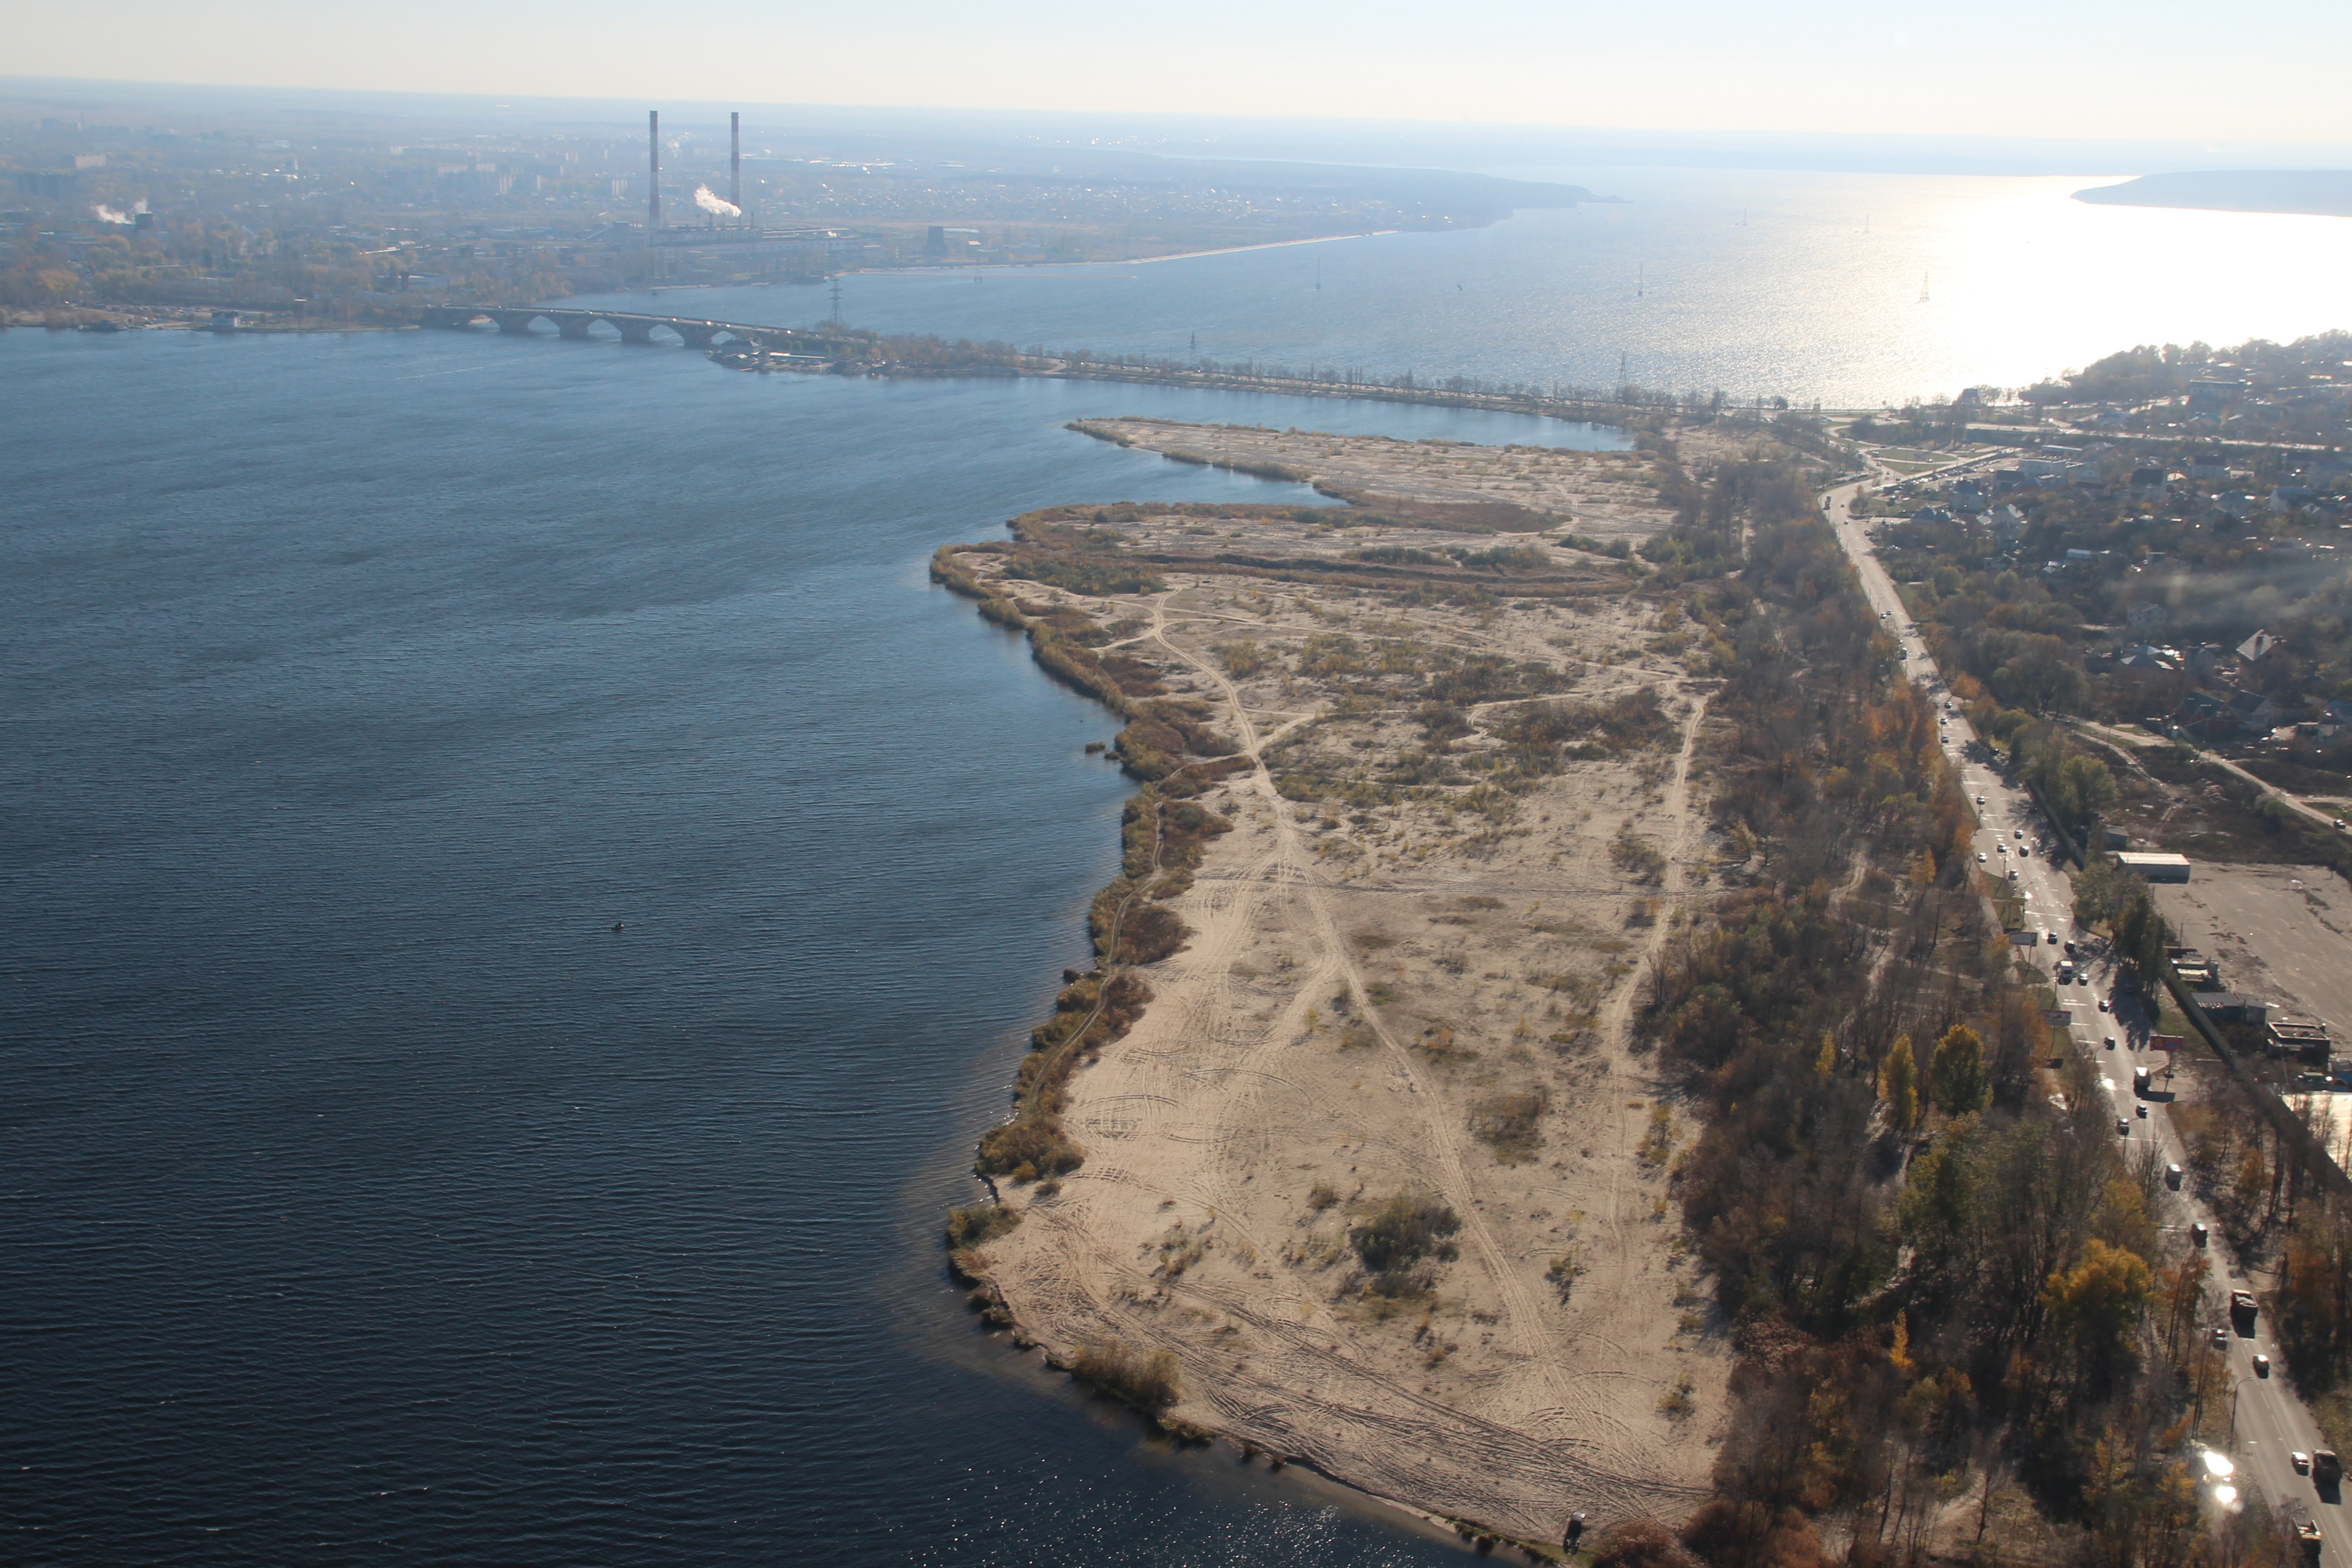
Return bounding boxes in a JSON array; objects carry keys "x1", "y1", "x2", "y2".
[{"x1": 415, "y1": 304, "x2": 803, "y2": 350}]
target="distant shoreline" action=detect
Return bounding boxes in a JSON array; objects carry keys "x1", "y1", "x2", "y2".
[{"x1": 2074, "y1": 170, "x2": 2352, "y2": 219}]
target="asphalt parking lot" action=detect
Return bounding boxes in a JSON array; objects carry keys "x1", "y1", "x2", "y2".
[{"x1": 2156, "y1": 862, "x2": 2352, "y2": 1034}]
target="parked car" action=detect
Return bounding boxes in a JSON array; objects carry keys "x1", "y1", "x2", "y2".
[
  {"x1": 1977, "y1": 852, "x2": 1987, "y2": 864},
  {"x1": 2014, "y1": 829, "x2": 2024, "y2": 839},
  {"x1": 2047, "y1": 931, "x2": 2059, "y2": 945},
  {"x1": 2117, "y1": 1117, "x2": 2131, "y2": 1136},
  {"x1": 2294, "y1": 1451, "x2": 2312, "y2": 1475},
  {"x1": 2166, "y1": 1163, "x2": 2183, "y2": 1188},
  {"x1": 2212, "y1": 1324, "x2": 2228, "y2": 1345},
  {"x1": 2192, "y1": 1222, "x2": 2210, "y2": 1247},
  {"x1": 2137, "y1": 1104, "x2": 2148, "y2": 1119}
]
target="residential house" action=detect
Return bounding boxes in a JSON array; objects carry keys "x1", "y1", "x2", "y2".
[
  {"x1": 2225, "y1": 688, "x2": 2282, "y2": 730},
  {"x1": 2172, "y1": 691, "x2": 2236, "y2": 740}
]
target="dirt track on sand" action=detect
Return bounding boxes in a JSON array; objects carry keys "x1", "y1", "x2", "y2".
[{"x1": 952, "y1": 468, "x2": 1728, "y2": 1544}]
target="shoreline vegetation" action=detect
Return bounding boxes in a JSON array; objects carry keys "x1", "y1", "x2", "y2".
[{"x1": 932, "y1": 402, "x2": 2328, "y2": 1563}]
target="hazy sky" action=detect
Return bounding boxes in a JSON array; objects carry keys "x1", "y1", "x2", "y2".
[{"x1": 17, "y1": 0, "x2": 2352, "y2": 144}]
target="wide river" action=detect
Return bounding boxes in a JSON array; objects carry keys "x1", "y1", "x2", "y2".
[
  {"x1": 1, "y1": 322, "x2": 1623, "y2": 1565},
  {"x1": 580, "y1": 166, "x2": 2352, "y2": 408},
  {"x1": 5, "y1": 165, "x2": 2343, "y2": 1563}
]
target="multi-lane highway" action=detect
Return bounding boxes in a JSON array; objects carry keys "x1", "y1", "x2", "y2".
[{"x1": 1819, "y1": 462, "x2": 2342, "y2": 1543}]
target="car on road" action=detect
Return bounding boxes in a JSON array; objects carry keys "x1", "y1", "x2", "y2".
[
  {"x1": 2014, "y1": 829, "x2": 2024, "y2": 839},
  {"x1": 2099, "y1": 999, "x2": 2111, "y2": 1013},
  {"x1": 2064, "y1": 941, "x2": 2078, "y2": 956},
  {"x1": 2254, "y1": 1353, "x2": 2272, "y2": 1378},
  {"x1": 1975, "y1": 794, "x2": 1986, "y2": 804},
  {"x1": 2192, "y1": 1222, "x2": 2210, "y2": 1247},
  {"x1": 1977, "y1": 852, "x2": 1987, "y2": 863},
  {"x1": 2213, "y1": 1325, "x2": 2229, "y2": 1345},
  {"x1": 2137, "y1": 1104, "x2": 2148, "y2": 1119},
  {"x1": 2166, "y1": 1163, "x2": 2184, "y2": 1188},
  {"x1": 2105, "y1": 1035, "x2": 2117, "y2": 1049},
  {"x1": 2047, "y1": 931, "x2": 2059, "y2": 945},
  {"x1": 2117, "y1": 1117, "x2": 2131, "y2": 1136},
  {"x1": 2294, "y1": 1452, "x2": 2312, "y2": 1475},
  {"x1": 2019, "y1": 845, "x2": 2030, "y2": 858}
]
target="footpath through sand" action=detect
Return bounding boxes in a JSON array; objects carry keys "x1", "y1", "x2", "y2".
[{"x1": 945, "y1": 420, "x2": 1775, "y2": 1547}]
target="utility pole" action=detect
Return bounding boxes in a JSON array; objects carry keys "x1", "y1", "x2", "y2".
[{"x1": 828, "y1": 274, "x2": 843, "y2": 325}]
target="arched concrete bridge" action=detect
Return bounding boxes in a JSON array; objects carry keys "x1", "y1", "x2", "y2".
[{"x1": 415, "y1": 305, "x2": 794, "y2": 349}]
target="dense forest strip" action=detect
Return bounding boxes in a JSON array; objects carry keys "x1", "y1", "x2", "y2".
[{"x1": 1610, "y1": 451, "x2": 2297, "y2": 1565}]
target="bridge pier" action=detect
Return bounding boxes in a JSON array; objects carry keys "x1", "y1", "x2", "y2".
[
  {"x1": 676, "y1": 323, "x2": 724, "y2": 348},
  {"x1": 488, "y1": 310, "x2": 543, "y2": 335},
  {"x1": 614, "y1": 319, "x2": 662, "y2": 345},
  {"x1": 555, "y1": 315, "x2": 597, "y2": 339}
]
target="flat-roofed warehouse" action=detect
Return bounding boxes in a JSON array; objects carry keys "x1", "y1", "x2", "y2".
[{"x1": 2117, "y1": 851, "x2": 2192, "y2": 882}]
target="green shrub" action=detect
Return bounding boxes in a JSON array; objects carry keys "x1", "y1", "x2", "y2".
[
  {"x1": 975, "y1": 1119, "x2": 1085, "y2": 1182},
  {"x1": 1349, "y1": 1193, "x2": 1462, "y2": 1295},
  {"x1": 1216, "y1": 638, "x2": 1267, "y2": 677},
  {"x1": 946, "y1": 1204, "x2": 1022, "y2": 1250},
  {"x1": 1470, "y1": 1088, "x2": 1548, "y2": 1164},
  {"x1": 1071, "y1": 1337, "x2": 1182, "y2": 1411},
  {"x1": 1004, "y1": 558, "x2": 1166, "y2": 596}
]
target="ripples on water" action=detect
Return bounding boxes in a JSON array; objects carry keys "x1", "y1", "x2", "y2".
[
  {"x1": 2, "y1": 327, "x2": 1625, "y2": 1563},
  {"x1": 572, "y1": 166, "x2": 2352, "y2": 407}
]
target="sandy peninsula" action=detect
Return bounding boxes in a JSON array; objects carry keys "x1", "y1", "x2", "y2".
[{"x1": 942, "y1": 419, "x2": 1777, "y2": 1549}]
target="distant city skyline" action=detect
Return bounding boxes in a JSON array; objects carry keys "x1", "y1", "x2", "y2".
[{"x1": 11, "y1": 0, "x2": 2351, "y2": 146}]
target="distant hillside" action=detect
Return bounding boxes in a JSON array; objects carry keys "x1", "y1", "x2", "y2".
[{"x1": 2074, "y1": 170, "x2": 2352, "y2": 217}]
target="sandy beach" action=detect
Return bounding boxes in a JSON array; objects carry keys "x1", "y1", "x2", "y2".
[{"x1": 943, "y1": 419, "x2": 1784, "y2": 1548}]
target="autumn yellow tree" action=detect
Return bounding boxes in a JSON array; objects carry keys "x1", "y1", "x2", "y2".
[{"x1": 1880, "y1": 1033, "x2": 1919, "y2": 1132}]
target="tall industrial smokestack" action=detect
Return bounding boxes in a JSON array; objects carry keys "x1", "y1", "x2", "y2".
[
  {"x1": 730, "y1": 112, "x2": 741, "y2": 218},
  {"x1": 647, "y1": 110, "x2": 661, "y2": 231}
]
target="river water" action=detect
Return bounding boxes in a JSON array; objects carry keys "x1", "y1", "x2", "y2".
[
  {"x1": 0, "y1": 323, "x2": 1621, "y2": 1565},
  {"x1": 580, "y1": 166, "x2": 2352, "y2": 408}
]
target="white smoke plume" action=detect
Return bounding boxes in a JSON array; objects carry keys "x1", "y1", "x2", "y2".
[
  {"x1": 692, "y1": 184, "x2": 740, "y2": 218},
  {"x1": 93, "y1": 204, "x2": 132, "y2": 224}
]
